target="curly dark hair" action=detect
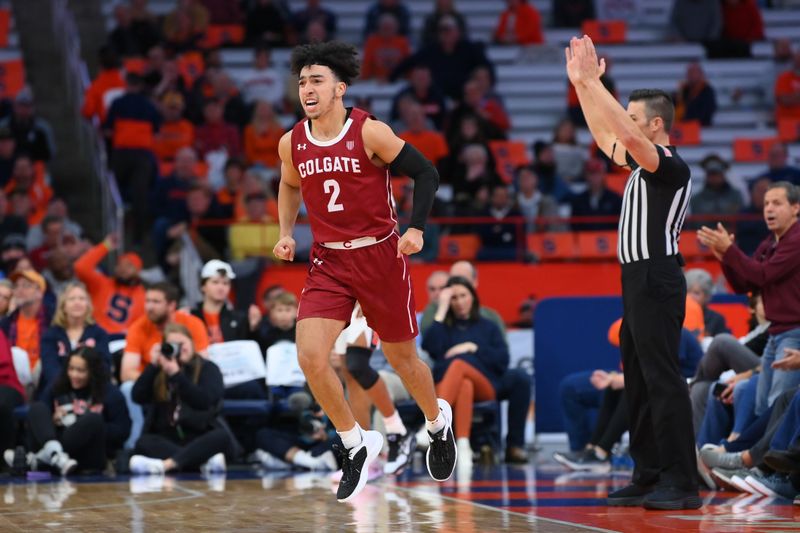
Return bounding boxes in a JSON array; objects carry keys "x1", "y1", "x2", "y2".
[
  {"x1": 290, "y1": 41, "x2": 360, "y2": 85},
  {"x1": 52, "y1": 346, "x2": 108, "y2": 405}
]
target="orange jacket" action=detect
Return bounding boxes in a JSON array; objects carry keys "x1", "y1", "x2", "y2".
[
  {"x1": 494, "y1": 3, "x2": 543, "y2": 45},
  {"x1": 81, "y1": 69, "x2": 126, "y2": 122}
]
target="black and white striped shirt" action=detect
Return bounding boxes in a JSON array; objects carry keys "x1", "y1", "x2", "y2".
[{"x1": 617, "y1": 144, "x2": 691, "y2": 264}]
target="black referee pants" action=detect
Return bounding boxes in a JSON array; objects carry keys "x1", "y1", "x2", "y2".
[{"x1": 620, "y1": 255, "x2": 697, "y2": 490}]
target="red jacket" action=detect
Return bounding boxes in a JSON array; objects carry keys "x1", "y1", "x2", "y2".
[
  {"x1": 0, "y1": 329, "x2": 24, "y2": 399},
  {"x1": 722, "y1": 0, "x2": 764, "y2": 43}
]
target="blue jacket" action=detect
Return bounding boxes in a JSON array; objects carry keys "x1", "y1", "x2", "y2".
[
  {"x1": 422, "y1": 316, "x2": 510, "y2": 392},
  {"x1": 40, "y1": 324, "x2": 111, "y2": 396},
  {"x1": 679, "y1": 328, "x2": 704, "y2": 378}
]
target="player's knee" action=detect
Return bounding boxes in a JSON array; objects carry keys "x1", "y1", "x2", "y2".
[
  {"x1": 297, "y1": 350, "x2": 328, "y2": 375},
  {"x1": 345, "y1": 346, "x2": 379, "y2": 389}
]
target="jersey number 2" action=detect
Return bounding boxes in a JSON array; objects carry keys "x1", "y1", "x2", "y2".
[{"x1": 323, "y1": 179, "x2": 344, "y2": 212}]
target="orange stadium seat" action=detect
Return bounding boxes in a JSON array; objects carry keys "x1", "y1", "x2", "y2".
[
  {"x1": 527, "y1": 233, "x2": 576, "y2": 260},
  {"x1": 679, "y1": 231, "x2": 713, "y2": 259},
  {"x1": 605, "y1": 170, "x2": 628, "y2": 196},
  {"x1": 576, "y1": 231, "x2": 617, "y2": 259},
  {"x1": 489, "y1": 140, "x2": 529, "y2": 184},
  {"x1": 581, "y1": 20, "x2": 627, "y2": 44},
  {"x1": 708, "y1": 302, "x2": 751, "y2": 339},
  {"x1": 778, "y1": 118, "x2": 800, "y2": 143},
  {"x1": 0, "y1": 9, "x2": 10, "y2": 48},
  {"x1": 0, "y1": 59, "x2": 24, "y2": 98},
  {"x1": 438, "y1": 234, "x2": 481, "y2": 261},
  {"x1": 201, "y1": 25, "x2": 245, "y2": 49},
  {"x1": 670, "y1": 120, "x2": 701, "y2": 145},
  {"x1": 733, "y1": 137, "x2": 781, "y2": 162}
]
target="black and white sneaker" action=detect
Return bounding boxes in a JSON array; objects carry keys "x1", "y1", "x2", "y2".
[
  {"x1": 552, "y1": 448, "x2": 610, "y2": 473},
  {"x1": 384, "y1": 431, "x2": 415, "y2": 476},
  {"x1": 426, "y1": 399, "x2": 457, "y2": 482},
  {"x1": 335, "y1": 429, "x2": 384, "y2": 503}
]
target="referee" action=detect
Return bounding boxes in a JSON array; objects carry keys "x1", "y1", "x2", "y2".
[{"x1": 566, "y1": 36, "x2": 701, "y2": 510}]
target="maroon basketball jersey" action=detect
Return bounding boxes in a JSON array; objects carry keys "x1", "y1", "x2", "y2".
[{"x1": 290, "y1": 108, "x2": 397, "y2": 244}]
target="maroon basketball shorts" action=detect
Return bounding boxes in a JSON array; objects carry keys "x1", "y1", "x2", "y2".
[{"x1": 297, "y1": 233, "x2": 419, "y2": 342}]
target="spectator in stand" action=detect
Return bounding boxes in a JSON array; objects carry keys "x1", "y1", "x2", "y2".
[
  {"x1": 151, "y1": 147, "x2": 202, "y2": 262},
  {"x1": 551, "y1": 118, "x2": 587, "y2": 184},
  {"x1": 478, "y1": 184, "x2": 522, "y2": 261},
  {"x1": 516, "y1": 165, "x2": 559, "y2": 233},
  {"x1": 245, "y1": 0, "x2": 289, "y2": 47},
  {"x1": 532, "y1": 141, "x2": 569, "y2": 202},
  {"x1": 449, "y1": 79, "x2": 509, "y2": 136},
  {"x1": 191, "y1": 260, "x2": 264, "y2": 399},
  {"x1": 397, "y1": 101, "x2": 449, "y2": 169},
  {"x1": 25, "y1": 198, "x2": 82, "y2": 251},
  {"x1": 698, "y1": 181, "x2": 800, "y2": 418},
  {"x1": 299, "y1": 18, "x2": 329, "y2": 45},
  {"x1": 229, "y1": 190, "x2": 276, "y2": 260},
  {"x1": 422, "y1": 276, "x2": 509, "y2": 465},
  {"x1": 493, "y1": 0, "x2": 543, "y2": 46},
  {"x1": 154, "y1": 92, "x2": 195, "y2": 163},
  {"x1": 0, "y1": 328, "x2": 24, "y2": 468},
  {"x1": 684, "y1": 268, "x2": 730, "y2": 337},
  {"x1": 42, "y1": 248, "x2": 77, "y2": 299},
  {"x1": 28, "y1": 216, "x2": 64, "y2": 272},
  {"x1": 361, "y1": 14, "x2": 410, "y2": 83},
  {"x1": 775, "y1": 50, "x2": 800, "y2": 123},
  {"x1": 0, "y1": 127, "x2": 16, "y2": 187},
  {"x1": 421, "y1": 0, "x2": 468, "y2": 47},
  {"x1": 0, "y1": 88, "x2": 55, "y2": 162},
  {"x1": 107, "y1": 2, "x2": 161, "y2": 57},
  {"x1": 759, "y1": 143, "x2": 800, "y2": 185},
  {"x1": 129, "y1": 323, "x2": 228, "y2": 475},
  {"x1": 74, "y1": 234, "x2": 145, "y2": 338},
  {"x1": 140, "y1": 44, "x2": 168, "y2": 95},
  {"x1": 7, "y1": 190, "x2": 33, "y2": 230},
  {"x1": 163, "y1": 0, "x2": 209, "y2": 52},
  {"x1": 392, "y1": 15, "x2": 492, "y2": 101},
  {"x1": 199, "y1": 0, "x2": 244, "y2": 24},
  {"x1": 105, "y1": 73, "x2": 161, "y2": 247},
  {"x1": 567, "y1": 55, "x2": 616, "y2": 127},
  {"x1": 234, "y1": 45, "x2": 285, "y2": 108},
  {"x1": 669, "y1": 0, "x2": 722, "y2": 44},
  {"x1": 675, "y1": 62, "x2": 717, "y2": 126},
  {"x1": 737, "y1": 177, "x2": 771, "y2": 256},
  {"x1": 363, "y1": 0, "x2": 411, "y2": 39},
  {"x1": 569, "y1": 158, "x2": 623, "y2": 231},
  {"x1": 23, "y1": 346, "x2": 129, "y2": 475},
  {"x1": 3, "y1": 155, "x2": 52, "y2": 227},
  {"x1": 452, "y1": 143, "x2": 500, "y2": 207},
  {"x1": 39, "y1": 282, "x2": 111, "y2": 394},
  {"x1": 690, "y1": 154, "x2": 744, "y2": 219},
  {"x1": 291, "y1": 0, "x2": 338, "y2": 44},
  {"x1": 243, "y1": 101, "x2": 284, "y2": 169},
  {"x1": 1, "y1": 270, "x2": 53, "y2": 397},
  {"x1": 151, "y1": 58, "x2": 191, "y2": 105},
  {"x1": 0, "y1": 190, "x2": 27, "y2": 244},
  {"x1": 708, "y1": 0, "x2": 764, "y2": 58},
  {"x1": 761, "y1": 39, "x2": 793, "y2": 107},
  {"x1": 211, "y1": 72, "x2": 250, "y2": 130},
  {"x1": 0, "y1": 233, "x2": 27, "y2": 274},
  {"x1": 81, "y1": 47, "x2": 126, "y2": 124},
  {"x1": 176, "y1": 181, "x2": 229, "y2": 262},
  {"x1": 216, "y1": 157, "x2": 245, "y2": 219},
  {"x1": 469, "y1": 65, "x2": 511, "y2": 132},
  {"x1": 120, "y1": 282, "x2": 209, "y2": 449},
  {"x1": 552, "y1": 0, "x2": 595, "y2": 27},
  {"x1": 0, "y1": 280, "x2": 11, "y2": 318},
  {"x1": 194, "y1": 98, "x2": 241, "y2": 159},
  {"x1": 390, "y1": 64, "x2": 448, "y2": 129}
]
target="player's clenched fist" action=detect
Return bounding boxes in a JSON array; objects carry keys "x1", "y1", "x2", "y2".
[
  {"x1": 397, "y1": 228, "x2": 424, "y2": 257},
  {"x1": 273, "y1": 236, "x2": 296, "y2": 261}
]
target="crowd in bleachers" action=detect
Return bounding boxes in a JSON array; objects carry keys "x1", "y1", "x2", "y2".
[{"x1": 0, "y1": 0, "x2": 798, "y2": 495}]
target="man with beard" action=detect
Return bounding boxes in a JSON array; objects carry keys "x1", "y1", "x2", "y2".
[
  {"x1": 74, "y1": 234, "x2": 146, "y2": 338},
  {"x1": 119, "y1": 281, "x2": 209, "y2": 449}
]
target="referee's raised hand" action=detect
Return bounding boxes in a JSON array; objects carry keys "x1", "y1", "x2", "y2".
[{"x1": 565, "y1": 35, "x2": 606, "y2": 86}]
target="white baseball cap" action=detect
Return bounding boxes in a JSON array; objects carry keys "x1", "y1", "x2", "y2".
[{"x1": 201, "y1": 259, "x2": 236, "y2": 280}]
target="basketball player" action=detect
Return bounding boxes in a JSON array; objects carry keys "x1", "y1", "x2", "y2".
[
  {"x1": 566, "y1": 36, "x2": 701, "y2": 509},
  {"x1": 273, "y1": 41, "x2": 456, "y2": 503}
]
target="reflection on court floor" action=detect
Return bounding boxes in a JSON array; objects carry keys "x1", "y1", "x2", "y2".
[{"x1": 1, "y1": 463, "x2": 798, "y2": 532}]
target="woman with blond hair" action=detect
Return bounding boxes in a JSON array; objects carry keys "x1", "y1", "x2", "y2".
[
  {"x1": 40, "y1": 282, "x2": 110, "y2": 395},
  {"x1": 129, "y1": 322, "x2": 229, "y2": 474}
]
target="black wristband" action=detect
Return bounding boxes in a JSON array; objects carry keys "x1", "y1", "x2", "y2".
[{"x1": 389, "y1": 143, "x2": 439, "y2": 231}]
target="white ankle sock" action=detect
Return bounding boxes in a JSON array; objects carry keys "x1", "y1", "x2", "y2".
[
  {"x1": 338, "y1": 423, "x2": 363, "y2": 449},
  {"x1": 425, "y1": 411, "x2": 445, "y2": 435},
  {"x1": 383, "y1": 410, "x2": 406, "y2": 435}
]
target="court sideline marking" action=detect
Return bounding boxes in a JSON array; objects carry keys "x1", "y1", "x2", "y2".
[{"x1": 384, "y1": 481, "x2": 620, "y2": 533}]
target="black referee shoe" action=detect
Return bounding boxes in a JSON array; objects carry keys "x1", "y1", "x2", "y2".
[
  {"x1": 426, "y1": 399, "x2": 457, "y2": 481},
  {"x1": 607, "y1": 483, "x2": 654, "y2": 506},
  {"x1": 335, "y1": 430, "x2": 383, "y2": 503}
]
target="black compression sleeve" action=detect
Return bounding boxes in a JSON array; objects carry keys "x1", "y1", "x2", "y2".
[{"x1": 389, "y1": 143, "x2": 439, "y2": 231}]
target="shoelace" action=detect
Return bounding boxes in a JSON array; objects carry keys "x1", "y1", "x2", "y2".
[
  {"x1": 333, "y1": 444, "x2": 353, "y2": 481},
  {"x1": 429, "y1": 429, "x2": 447, "y2": 464}
]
